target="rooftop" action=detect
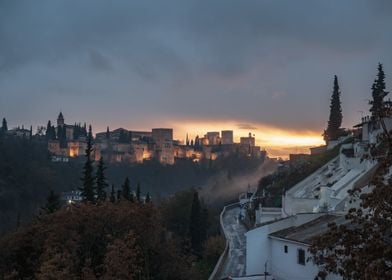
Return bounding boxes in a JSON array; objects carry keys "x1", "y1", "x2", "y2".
[{"x1": 269, "y1": 214, "x2": 347, "y2": 244}]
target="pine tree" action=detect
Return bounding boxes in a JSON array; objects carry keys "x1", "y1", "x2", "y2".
[
  {"x1": 324, "y1": 75, "x2": 343, "y2": 142},
  {"x1": 29, "y1": 125, "x2": 33, "y2": 140},
  {"x1": 41, "y1": 190, "x2": 61, "y2": 214},
  {"x1": 189, "y1": 191, "x2": 202, "y2": 256},
  {"x1": 2, "y1": 118, "x2": 8, "y2": 132},
  {"x1": 80, "y1": 125, "x2": 95, "y2": 203},
  {"x1": 110, "y1": 184, "x2": 116, "y2": 203},
  {"x1": 96, "y1": 157, "x2": 108, "y2": 202},
  {"x1": 122, "y1": 177, "x2": 131, "y2": 201},
  {"x1": 136, "y1": 182, "x2": 141, "y2": 202}
]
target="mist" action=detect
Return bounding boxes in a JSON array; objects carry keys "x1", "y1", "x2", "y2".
[{"x1": 199, "y1": 159, "x2": 277, "y2": 206}]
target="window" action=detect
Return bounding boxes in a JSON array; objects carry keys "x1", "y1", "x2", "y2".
[
  {"x1": 284, "y1": 245, "x2": 288, "y2": 253},
  {"x1": 298, "y1": 249, "x2": 306, "y2": 265}
]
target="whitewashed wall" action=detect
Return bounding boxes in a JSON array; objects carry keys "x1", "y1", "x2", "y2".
[{"x1": 245, "y1": 213, "x2": 323, "y2": 276}]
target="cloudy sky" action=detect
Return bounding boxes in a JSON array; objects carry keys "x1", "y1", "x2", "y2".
[{"x1": 0, "y1": 0, "x2": 391, "y2": 157}]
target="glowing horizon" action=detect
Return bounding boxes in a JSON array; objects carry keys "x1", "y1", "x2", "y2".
[
  {"x1": 92, "y1": 119, "x2": 325, "y2": 159},
  {"x1": 168, "y1": 120, "x2": 325, "y2": 159}
]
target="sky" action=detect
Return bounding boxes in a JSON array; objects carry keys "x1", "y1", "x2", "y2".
[{"x1": 0, "y1": 0, "x2": 391, "y2": 157}]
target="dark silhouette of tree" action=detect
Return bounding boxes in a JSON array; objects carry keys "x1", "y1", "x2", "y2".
[
  {"x1": 122, "y1": 177, "x2": 131, "y2": 201},
  {"x1": 145, "y1": 192, "x2": 151, "y2": 203},
  {"x1": 2, "y1": 118, "x2": 7, "y2": 132},
  {"x1": 29, "y1": 126, "x2": 33, "y2": 140},
  {"x1": 324, "y1": 75, "x2": 343, "y2": 142},
  {"x1": 189, "y1": 191, "x2": 203, "y2": 256},
  {"x1": 370, "y1": 63, "x2": 388, "y2": 118},
  {"x1": 80, "y1": 125, "x2": 95, "y2": 203},
  {"x1": 369, "y1": 63, "x2": 391, "y2": 148},
  {"x1": 96, "y1": 157, "x2": 108, "y2": 202},
  {"x1": 110, "y1": 184, "x2": 116, "y2": 203},
  {"x1": 0, "y1": 202, "x2": 196, "y2": 279},
  {"x1": 136, "y1": 182, "x2": 141, "y2": 202},
  {"x1": 45, "y1": 121, "x2": 52, "y2": 140},
  {"x1": 41, "y1": 190, "x2": 61, "y2": 214}
]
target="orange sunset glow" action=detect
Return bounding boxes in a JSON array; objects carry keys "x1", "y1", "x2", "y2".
[{"x1": 168, "y1": 120, "x2": 325, "y2": 159}]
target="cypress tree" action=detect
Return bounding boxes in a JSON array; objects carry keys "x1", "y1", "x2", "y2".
[
  {"x1": 145, "y1": 192, "x2": 151, "y2": 203},
  {"x1": 96, "y1": 157, "x2": 108, "y2": 201},
  {"x1": 110, "y1": 184, "x2": 116, "y2": 203},
  {"x1": 41, "y1": 190, "x2": 61, "y2": 214},
  {"x1": 369, "y1": 63, "x2": 389, "y2": 119},
  {"x1": 324, "y1": 75, "x2": 343, "y2": 142},
  {"x1": 369, "y1": 63, "x2": 392, "y2": 148},
  {"x1": 2, "y1": 118, "x2": 8, "y2": 132},
  {"x1": 189, "y1": 191, "x2": 202, "y2": 256},
  {"x1": 136, "y1": 182, "x2": 141, "y2": 202},
  {"x1": 122, "y1": 177, "x2": 131, "y2": 201},
  {"x1": 51, "y1": 125, "x2": 56, "y2": 140},
  {"x1": 80, "y1": 125, "x2": 95, "y2": 203},
  {"x1": 130, "y1": 191, "x2": 135, "y2": 203}
]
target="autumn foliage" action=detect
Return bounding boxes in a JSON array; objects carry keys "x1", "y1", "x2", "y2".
[
  {"x1": 310, "y1": 152, "x2": 392, "y2": 279},
  {"x1": 0, "y1": 202, "x2": 196, "y2": 279}
]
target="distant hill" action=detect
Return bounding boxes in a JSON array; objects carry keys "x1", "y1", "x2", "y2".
[{"x1": 0, "y1": 134, "x2": 264, "y2": 234}]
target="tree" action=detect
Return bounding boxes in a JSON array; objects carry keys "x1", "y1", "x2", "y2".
[
  {"x1": 110, "y1": 184, "x2": 116, "y2": 203},
  {"x1": 41, "y1": 190, "x2": 61, "y2": 214},
  {"x1": 189, "y1": 191, "x2": 203, "y2": 256},
  {"x1": 324, "y1": 75, "x2": 343, "y2": 142},
  {"x1": 80, "y1": 125, "x2": 95, "y2": 203},
  {"x1": 369, "y1": 63, "x2": 391, "y2": 148},
  {"x1": 310, "y1": 154, "x2": 392, "y2": 279},
  {"x1": 96, "y1": 157, "x2": 108, "y2": 202},
  {"x1": 370, "y1": 63, "x2": 388, "y2": 118},
  {"x1": 46, "y1": 121, "x2": 55, "y2": 140},
  {"x1": 121, "y1": 177, "x2": 131, "y2": 201},
  {"x1": 2, "y1": 118, "x2": 7, "y2": 132},
  {"x1": 136, "y1": 182, "x2": 141, "y2": 202},
  {"x1": 145, "y1": 192, "x2": 151, "y2": 203}
]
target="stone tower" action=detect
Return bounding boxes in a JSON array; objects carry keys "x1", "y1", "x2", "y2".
[{"x1": 57, "y1": 112, "x2": 65, "y2": 127}]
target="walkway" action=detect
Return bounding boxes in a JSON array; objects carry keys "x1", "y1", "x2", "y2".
[{"x1": 219, "y1": 206, "x2": 247, "y2": 279}]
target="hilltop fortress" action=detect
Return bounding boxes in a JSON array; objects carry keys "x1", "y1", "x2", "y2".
[{"x1": 47, "y1": 112, "x2": 266, "y2": 165}]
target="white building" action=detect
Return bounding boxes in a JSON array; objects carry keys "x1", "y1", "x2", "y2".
[{"x1": 246, "y1": 213, "x2": 343, "y2": 280}]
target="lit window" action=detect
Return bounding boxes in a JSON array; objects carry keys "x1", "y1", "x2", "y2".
[{"x1": 298, "y1": 249, "x2": 305, "y2": 265}]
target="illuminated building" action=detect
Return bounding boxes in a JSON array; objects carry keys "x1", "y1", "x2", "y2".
[
  {"x1": 221, "y1": 130, "x2": 234, "y2": 145},
  {"x1": 206, "y1": 131, "x2": 220, "y2": 145}
]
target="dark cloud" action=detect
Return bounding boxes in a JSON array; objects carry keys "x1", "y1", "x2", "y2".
[
  {"x1": 237, "y1": 124, "x2": 258, "y2": 131},
  {"x1": 0, "y1": 0, "x2": 391, "y2": 134}
]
